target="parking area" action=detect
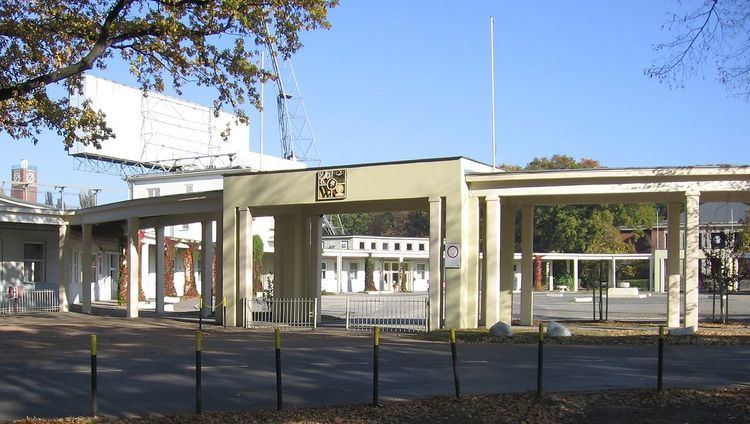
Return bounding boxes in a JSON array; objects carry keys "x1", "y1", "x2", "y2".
[{"x1": 2, "y1": 311, "x2": 750, "y2": 420}]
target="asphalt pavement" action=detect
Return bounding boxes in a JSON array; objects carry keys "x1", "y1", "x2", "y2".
[{"x1": 1, "y1": 312, "x2": 749, "y2": 420}]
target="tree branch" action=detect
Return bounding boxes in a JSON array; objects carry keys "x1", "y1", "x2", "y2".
[{"x1": 0, "y1": 0, "x2": 131, "y2": 101}]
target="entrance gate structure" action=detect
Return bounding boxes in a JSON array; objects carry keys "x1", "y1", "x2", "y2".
[{"x1": 222, "y1": 158, "x2": 750, "y2": 331}]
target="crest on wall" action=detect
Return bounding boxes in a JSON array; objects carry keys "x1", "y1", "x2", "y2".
[{"x1": 316, "y1": 169, "x2": 346, "y2": 201}]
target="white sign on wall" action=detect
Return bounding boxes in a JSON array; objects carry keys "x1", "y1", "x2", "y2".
[{"x1": 445, "y1": 243, "x2": 461, "y2": 268}]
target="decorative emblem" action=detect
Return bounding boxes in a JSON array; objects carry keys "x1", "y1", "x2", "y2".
[{"x1": 316, "y1": 169, "x2": 346, "y2": 201}]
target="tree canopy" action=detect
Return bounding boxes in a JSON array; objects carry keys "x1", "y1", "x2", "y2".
[
  {"x1": 0, "y1": 0, "x2": 337, "y2": 148},
  {"x1": 647, "y1": 0, "x2": 750, "y2": 100}
]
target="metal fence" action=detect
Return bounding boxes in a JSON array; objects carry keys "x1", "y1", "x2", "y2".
[
  {"x1": 243, "y1": 297, "x2": 318, "y2": 329},
  {"x1": 345, "y1": 296, "x2": 428, "y2": 332},
  {"x1": 1, "y1": 289, "x2": 60, "y2": 314}
]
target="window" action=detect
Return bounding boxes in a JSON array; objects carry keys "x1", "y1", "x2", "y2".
[
  {"x1": 417, "y1": 263, "x2": 426, "y2": 279},
  {"x1": 321, "y1": 262, "x2": 327, "y2": 280},
  {"x1": 371, "y1": 242, "x2": 376, "y2": 250},
  {"x1": 23, "y1": 242, "x2": 44, "y2": 283},
  {"x1": 349, "y1": 263, "x2": 358, "y2": 281},
  {"x1": 147, "y1": 188, "x2": 160, "y2": 197},
  {"x1": 394, "y1": 243, "x2": 401, "y2": 251},
  {"x1": 406, "y1": 243, "x2": 413, "y2": 251},
  {"x1": 382, "y1": 242, "x2": 389, "y2": 250},
  {"x1": 359, "y1": 242, "x2": 365, "y2": 250},
  {"x1": 418, "y1": 243, "x2": 425, "y2": 251},
  {"x1": 341, "y1": 241, "x2": 348, "y2": 249}
]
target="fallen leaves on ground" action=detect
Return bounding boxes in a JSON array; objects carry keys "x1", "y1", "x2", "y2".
[{"x1": 9, "y1": 387, "x2": 750, "y2": 424}]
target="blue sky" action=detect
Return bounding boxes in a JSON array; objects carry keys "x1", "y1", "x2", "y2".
[{"x1": 1, "y1": 1, "x2": 748, "y2": 205}]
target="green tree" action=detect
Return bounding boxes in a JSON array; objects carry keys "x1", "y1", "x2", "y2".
[
  {"x1": 526, "y1": 155, "x2": 656, "y2": 253},
  {"x1": 252, "y1": 234, "x2": 264, "y2": 295},
  {"x1": 0, "y1": 0, "x2": 337, "y2": 147},
  {"x1": 339, "y1": 213, "x2": 373, "y2": 235}
]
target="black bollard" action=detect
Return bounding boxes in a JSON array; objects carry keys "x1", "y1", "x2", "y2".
[
  {"x1": 537, "y1": 323, "x2": 544, "y2": 397},
  {"x1": 450, "y1": 329, "x2": 461, "y2": 398},
  {"x1": 657, "y1": 325, "x2": 664, "y2": 392},
  {"x1": 90, "y1": 335, "x2": 98, "y2": 417},
  {"x1": 275, "y1": 328, "x2": 283, "y2": 410},
  {"x1": 195, "y1": 332, "x2": 202, "y2": 414},
  {"x1": 373, "y1": 326, "x2": 380, "y2": 407}
]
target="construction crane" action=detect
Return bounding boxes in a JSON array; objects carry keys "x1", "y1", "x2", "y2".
[{"x1": 265, "y1": 33, "x2": 345, "y2": 235}]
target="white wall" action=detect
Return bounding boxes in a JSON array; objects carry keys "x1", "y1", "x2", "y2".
[{"x1": 0, "y1": 226, "x2": 60, "y2": 295}]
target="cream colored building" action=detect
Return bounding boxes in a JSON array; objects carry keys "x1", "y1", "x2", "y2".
[{"x1": 7, "y1": 157, "x2": 748, "y2": 331}]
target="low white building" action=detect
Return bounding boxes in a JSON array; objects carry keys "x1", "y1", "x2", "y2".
[{"x1": 320, "y1": 235, "x2": 430, "y2": 293}]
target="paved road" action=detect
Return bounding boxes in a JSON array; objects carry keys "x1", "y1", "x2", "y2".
[
  {"x1": 321, "y1": 292, "x2": 750, "y2": 324},
  {"x1": 1, "y1": 313, "x2": 749, "y2": 420}
]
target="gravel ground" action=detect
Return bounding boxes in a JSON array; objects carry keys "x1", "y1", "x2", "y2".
[{"x1": 7, "y1": 386, "x2": 750, "y2": 424}]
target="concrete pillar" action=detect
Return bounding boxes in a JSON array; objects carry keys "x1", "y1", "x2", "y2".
[
  {"x1": 667, "y1": 202, "x2": 681, "y2": 327},
  {"x1": 293, "y1": 212, "x2": 308, "y2": 298},
  {"x1": 309, "y1": 215, "x2": 323, "y2": 321},
  {"x1": 272, "y1": 215, "x2": 284, "y2": 298},
  {"x1": 237, "y1": 209, "x2": 253, "y2": 325},
  {"x1": 336, "y1": 253, "x2": 343, "y2": 293},
  {"x1": 684, "y1": 192, "x2": 700, "y2": 329},
  {"x1": 546, "y1": 261, "x2": 553, "y2": 290},
  {"x1": 499, "y1": 199, "x2": 515, "y2": 325},
  {"x1": 573, "y1": 259, "x2": 579, "y2": 292},
  {"x1": 609, "y1": 258, "x2": 617, "y2": 288},
  {"x1": 428, "y1": 197, "x2": 442, "y2": 330},
  {"x1": 520, "y1": 205, "x2": 534, "y2": 326},
  {"x1": 126, "y1": 217, "x2": 140, "y2": 318},
  {"x1": 214, "y1": 218, "x2": 224, "y2": 325},
  {"x1": 155, "y1": 225, "x2": 165, "y2": 314},
  {"x1": 484, "y1": 197, "x2": 501, "y2": 326},
  {"x1": 81, "y1": 224, "x2": 93, "y2": 314},
  {"x1": 58, "y1": 225, "x2": 71, "y2": 312},
  {"x1": 201, "y1": 220, "x2": 214, "y2": 318},
  {"x1": 222, "y1": 207, "x2": 239, "y2": 327}
]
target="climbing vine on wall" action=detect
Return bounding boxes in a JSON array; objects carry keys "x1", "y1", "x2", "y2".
[
  {"x1": 117, "y1": 232, "x2": 147, "y2": 304},
  {"x1": 182, "y1": 241, "x2": 199, "y2": 298},
  {"x1": 164, "y1": 237, "x2": 178, "y2": 297}
]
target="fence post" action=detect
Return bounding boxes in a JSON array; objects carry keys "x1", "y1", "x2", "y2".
[
  {"x1": 537, "y1": 322, "x2": 544, "y2": 397},
  {"x1": 195, "y1": 331, "x2": 202, "y2": 414},
  {"x1": 450, "y1": 329, "x2": 461, "y2": 398},
  {"x1": 657, "y1": 325, "x2": 665, "y2": 392},
  {"x1": 345, "y1": 297, "x2": 350, "y2": 330},
  {"x1": 313, "y1": 298, "x2": 318, "y2": 329},
  {"x1": 373, "y1": 326, "x2": 380, "y2": 407},
  {"x1": 275, "y1": 327, "x2": 283, "y2": 410},
  {"x1": 90, "y1": 335, "x2": 98, "y2": 417}
]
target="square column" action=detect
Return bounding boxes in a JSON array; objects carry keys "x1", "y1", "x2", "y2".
[
  {"x1": 684, "y1": 192, "x2": 700, "y2": 329},
  {"x1": 81, "y1": 224, "x2": 93, "y2": 314},
  {"x1": 214, "y1": 218, "x2": 224, "y2": 325},
  {"x1": 336, "y1": 254, "x2": 343, "y2": 294},
  {"x1": 155, "y1": 226, "x2": 165, "y2": 314},
  {"x1": 484, "y1": 197, "x2": 501, "y2": 326},
  {"x1": 428, "y1": 197, "x2": 443, "y2": 331},
  {"x1": 667, "y1": 202, "x2": 682, "y2": 327},
  {"x1": 238, "y1": 209, "x2": 253, "y2": 325},
  {"x1": 308, "y1": 215, "x2": 323, "y2": 321},
  {"x1": 499, "y1": 199, "x2": 515, "y2": 324},
  {"x1": 58, "y1": 225, "x2": 71, "y2": 312},
  {"x1": 609, "y1": 258, "x2": 617, "y2": 288},
  {"x1": 572, "y1": 259, "x2": 579, "y2": 292},
  {"x1": 201, "y1": 220, "x2": 214, "y2": 318},
  {"x1": 520, "y1": 205, "x2": 534, "y2": 326},
  {"x1": 222, "y1": 207, "x2": 239, "y2": 327},
  {"x1": 127, "y1": 217, "x2": 140, "y2": 318}
]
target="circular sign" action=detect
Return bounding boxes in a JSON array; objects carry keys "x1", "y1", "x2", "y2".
[{"x1": 446, "y1": 245, "x2": 459, "y2": 258}]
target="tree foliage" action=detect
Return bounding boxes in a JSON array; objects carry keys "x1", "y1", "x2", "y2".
[
  {"x1": 0, "y1": 0, "x2": 337, "y2": 147},
  {"x1": 252, "y1": 234, "x2": 264, "y2": 295},
  {"x1": 339, "y1": 211, "x2": 429, "y2": 237},
  {"x1": 647, "y1": 0, "x2": 750, "y2": 99},
  {"x1": 527, "y1": 155, "x2": 657, "y2": 253}
]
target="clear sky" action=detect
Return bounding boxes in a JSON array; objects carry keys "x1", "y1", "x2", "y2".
[{"x1": 1, "y1": 1, "x2": 748, "y2": 205}]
